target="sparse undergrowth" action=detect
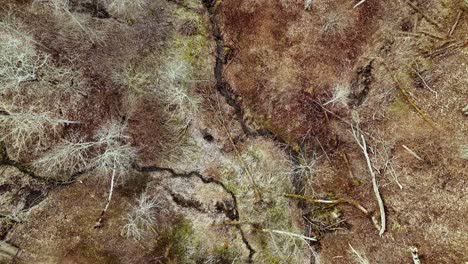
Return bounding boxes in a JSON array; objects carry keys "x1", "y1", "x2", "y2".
[{"x1": 0, "y1": 0, "x2": 467, "y2": 263}]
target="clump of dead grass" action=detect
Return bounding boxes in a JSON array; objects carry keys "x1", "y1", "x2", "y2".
[
  {"x1": 156, "y1": 49, "x2": 200, "y2": 134},
  {"x1": 319, "y1": 7, "x2": 352, "y2": 36},
  {"x1": 323, "y1": 81, "x2": 351, "y2": 107},
  {"x1": 103, "y1": 0, "x2": 145, "y2": 17}
]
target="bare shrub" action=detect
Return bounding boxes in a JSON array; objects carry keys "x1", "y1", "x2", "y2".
[
  {"x1": 1, "y1": 17, "x2": 86, "y2": 97},
  {"x1": 33, "y1": 121, "x2": 136, "y2": 179},
  {"x1": 121, "y1": 191, "x2": 159, "y2": 240},
  {"x1": 291, "y1": 150, "x2": 316, "y2": 178},
  {"x1": 92, "y1": 121, "x2": 137, "y2": 176},
  {"x1": 113, "y1": 65, "x2": 153, "y2": 116},
  {"x1": 92, "y1": 136, "x2": 137, "y2": 181},
  {"x1": 0, "y1": 102, "x2": 77, "y2": 158},
  {"x1": 0, "y1": 31, "x2": 48, "y2": 93},
  {"x1": 323, "y1": 82, "x2": 350, "y2": 106},
  {"x1": 32, "y1": 0, "x2": 102, "y2": 43},
  {"x1": 33, "y1": 137, "x2": 92, "y2": 177}
]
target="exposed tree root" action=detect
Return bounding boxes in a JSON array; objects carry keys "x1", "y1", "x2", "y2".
[{"x1": 285, "y1": 194, "x2": 371, "y2": 216}]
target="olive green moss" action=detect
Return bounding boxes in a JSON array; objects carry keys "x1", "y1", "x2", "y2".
[
  {"x1": 169, "y1": 7, "x2": 210, "y2": 71},
  {"x1": 150, "y1": 217, "x2": 198, "y2": 263},
  {"x1": 387, "y1": 96, "x2": 411, "y2": 118},
  {"x1": 150, "y1": 216, "x2": 237, "y2": 263}
]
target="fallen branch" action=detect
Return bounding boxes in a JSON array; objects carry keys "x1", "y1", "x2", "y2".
[
  {"x1": 397, "y1": 31, "x2": 446, "y2": 41},
  {"x1": 448, "y1": 10, "x2": 463, "y2": 37},
  {"x1": 285, "y1": 193, "x2": 382, "y2": 232},
  {"x1": 402, "y1": 145, "x2": 423, "y2": 161},
  {"x1": 0, "y1": 212, "x2": 21, "y2": 223},
  {"x1": 409, "y1": 246, "x2": 421, "y2": 264},
  {"x1": 353, "y1": 0, "x2": 367, "y2": 9},
  {"x1": 94, "y1": 164, "x2": 116, "y2": 228},
  {"x1": 261, "y1": 228, "x2": 317, "y2": 242},
  {"x1": 284, "y1": 193, "x2": 370, "y2": 216},
  {"x1": 405, "y1": 0, "x2": 442, "y2": 30},
  {"x1": 426, "y1": 40, "x2": 468, "y2": 58},
  {"x1": 351, "y1": 126, "x2": 386, "y2": 236},
  {"x1": 342, "y1": 151, "x2": 361, "y2": 186}
]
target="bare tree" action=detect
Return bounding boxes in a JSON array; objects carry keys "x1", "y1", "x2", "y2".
[
  {"x1": 33, "y1": 136, "x2": 93, "y2": 177},
  {"x1": 0, "y1": 103, "x2": 78, "y2": 158},
  {"x1": 0, "y1": 31, "x2": 48, "y2": 93},
  {"x1": 122, "y1": 191, "x2": 159, "y2": 240},
  {"x1": 93, "y1": 121, "x2": 137, "y2": 227}
]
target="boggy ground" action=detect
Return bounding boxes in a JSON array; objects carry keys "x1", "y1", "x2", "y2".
[
  {"x1": 0, "y1": 0, "x2": 467, "y2": 263},
  {"x1": 220, "y1": 0, "x2": 467, "y2": 263}
]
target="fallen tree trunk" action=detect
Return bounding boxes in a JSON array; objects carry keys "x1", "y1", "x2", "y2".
[{"x1": 0, "y1": 241, "x2": 20, "y2": 264}]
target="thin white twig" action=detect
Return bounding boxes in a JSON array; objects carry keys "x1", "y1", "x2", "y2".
[
  {"x1": 402, "y1": 145, "x2": 423, "y2": 161},
  {"x1": 353, "y1": 0, "x2": 367, "y2": 9},
  {"x1": 412, "y1": 68, "x2": 438, "y2": 97},
  {"x1": 95, "y1": 162, "x2": 116, "y2": 228},
  {"x1": 352, "y1": 127, "x2": 386, "y2": 236},
  {"x1": 262, "y1": 229, "x2": 317, "y2": 241},
  {"x1": 349, "y1": 244, "x2": 369, "y2": 264},
  {"x1": 388, "y1": 163, "x2": 403, "y2": 189}
]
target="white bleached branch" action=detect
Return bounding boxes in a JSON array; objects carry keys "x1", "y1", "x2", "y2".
[{"x1": 351, "y1": 126, "x2": 386, "y2": 236}]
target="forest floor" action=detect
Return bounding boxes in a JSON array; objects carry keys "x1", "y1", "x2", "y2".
[{"x1": 0, "y1": 0, "x2": 467, "y2": 263}]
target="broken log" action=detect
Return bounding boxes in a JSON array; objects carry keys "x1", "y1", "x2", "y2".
[{"x1": 0, "y1": 241, "x2": 20, "y2": 264}]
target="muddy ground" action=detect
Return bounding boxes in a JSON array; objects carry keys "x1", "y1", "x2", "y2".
[{"x1": 0, "y1": 0, "x2": 467, "y2": 263}]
